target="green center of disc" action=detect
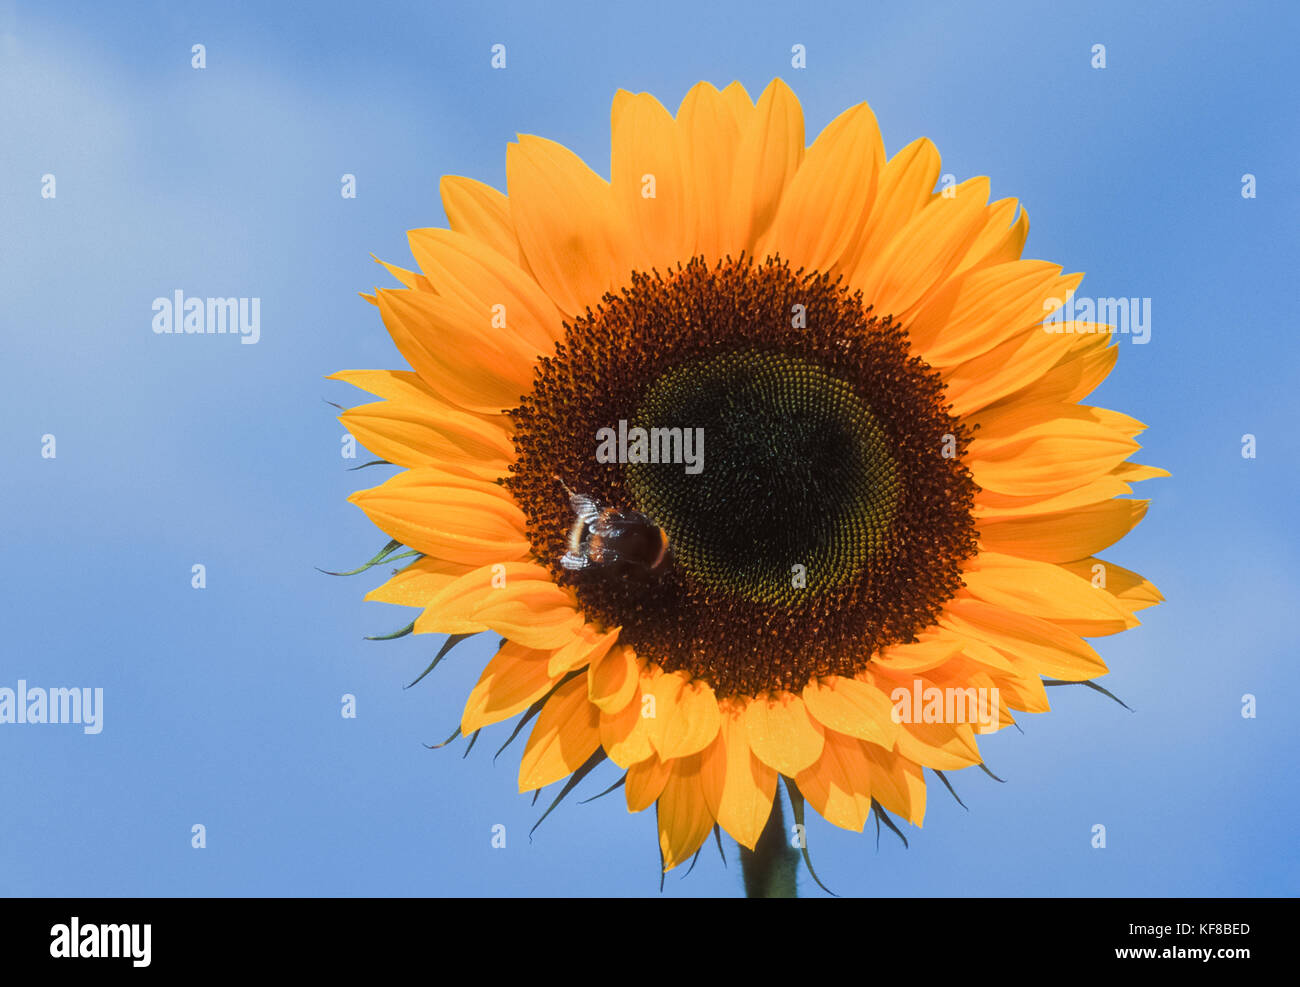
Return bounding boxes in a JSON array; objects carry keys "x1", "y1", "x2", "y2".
[{"x1": 625, "y1": 349, "x2": 900, "y2": 605}]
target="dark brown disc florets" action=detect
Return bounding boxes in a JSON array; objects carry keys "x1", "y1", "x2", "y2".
[{"x1": 507, "y1": 256, "x2": 977, "y2": 698}]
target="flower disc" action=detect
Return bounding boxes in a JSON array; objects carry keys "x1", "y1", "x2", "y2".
[{"x1": 508, "y1": 257, "x2": 979, "y2": 697}]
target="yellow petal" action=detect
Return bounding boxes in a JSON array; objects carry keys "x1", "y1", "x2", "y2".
[
  {"x1": 894, "y1": 718, "x2": 982, "y2": 770},
  {"x1": 699, "y1": 709, "x2": 776, "y2": 850},
  {"x1": 506, "y1": 135, "x2": 631, "y2": 316},
  {"x1": 406, "y1": 226, "x2": 565, "y2": 354},
  {"x1": 657, "y1": 678, "x2": 722, "y2": 760},
  {"x1": 657, "y1": 754, "x2": 714, "y2": 871},
  {"x1": 461, "y1": 641, "x2": 557, "y2": 733},
  {"x1": 340, "y1": 396, "x2": 514, "y2": 475},
  {"x1": 440, "y1": 175, "x2": 520, "y2": 264},
  {"x1": 371, "y1": 254, "x2": 432, "y2": 292},
  {"x1": 794, "y1": 730, "x2": 874, "y2": 832},
  {"x1": 939, "y1": 597, "x2": 1109, "y2": 681},
  {"x1": 984, "y1": 332, "x2": 1117, "y2": 410},
  {"x1": 412, "y1": 561, "x2": 586, "y2": 650},
  {"x1": 863, "y1": 744, "x2": 926, "y2": 826},
  {"x1": 907, "y1": 260, "x2": 1082, "y2": 366},
  {"x1": 959, "y1": 552, "x2": 1135, "y2": 629},
  {"x1": 518, "y1": 674, "x2": 601, "y2": 791},
  {"x1": 951, "y1": 197, "x2": 1026, "y2": 275},
  {"x1": 588, "y1": 642, "x2": 640, "y2": 713},
  {"x1": 375, "y1": 287, "x2": 533, "y2": 414},
  {"x1": 625, "y1": 753, "x2": 671, "y2": 811},
  {"x1": 364, "y1": 556, "x2": 472, "y2": 607},
  {"x1": 942, "y1": 324, "x2": 1076, "y2": 418},
  {"x1": 348, "y1": 468, "x2": 530, "y2": 567},
  {"x1": 855, "y1": 176, "x2": 991, "y2": 318},
  {"x1": 973, "y1": 473, "x2": 1133, "y2": 519},
  {"x1": 676, "y1": 81, "x2": 746, "y2": 262},
  {"x1": 549, "y1": 623, "x2": 620, "y2": 677},
  {"x1": 801, "y1": 675, "x2": 899, "y2": 749},
  {"x1": 871, "y1": 636, "x2": 965, "y2": 674},
  {"x1": 756, "y1": 101, "x2": 884, "y2": 272},
  {"x1": 843, "y1": 137, "x2": 940, "y2": 278},
  {"x1": 641, "y1": 665, "x2": 685, "y2": 755},
  {"x1": 1112, "y1": 461, "x2": 1171, "y2": 483},
  {"x1": 967, "y1": 413, "x2": 1140, "y2": 497},
  {"x1": 611, "y1": 90, "x2": 696, "y2": 271},
  {"x1": 1059, "y1": 557, "x2": 1164, "y2": 612},
  {"x1": 743, "y1": 692, "x2": 825, "y2": 776},
  {"x1": 600, "y1": 686, "x2": 656, "y2": 768},
  {"x1": 724, "y1": 78, "x2": 804, "y2": 252},
  {"x1": 978, "y1": 499, "x2": 1149, "y2": 563}
]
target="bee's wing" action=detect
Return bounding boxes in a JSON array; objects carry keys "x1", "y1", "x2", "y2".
[
  {"x1": 560, "y1": 551, "x2": 592, "y2": 571},
  {"x1": 569, "y1": 493, "x2": 601, "y2": 525}
]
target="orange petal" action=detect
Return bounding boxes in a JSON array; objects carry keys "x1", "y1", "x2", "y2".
[
  {"x1": 406, "y1": 226, "x2": 565, "y2": 354},
  {"x1": 506, "y1": 135, "x2": 631, "y2": 316},
  {"x1": 977, "y1": 499, "x2": 1149, "y2": 563},
  {"x1": 795, "y1": 730, "x2": 874, "y2": 831},
  {"x1": 518, "y1": 674, "x2": 601, "y2": 791},
  {"x1": 657, "y1": 754, "x2": 714, "y2": 871},
  {"x1": 625, "y1": 753, "x2": 672, "y2": 811},
  {"x1": 600, "y1": 685, "x2": 656, "y2": 768},
  {"x1": 959, "y1": 552, "x2": 1135, "y2": 629},
  {"x1": 863, "y1": 744, "x2": 926, "y2": 826},
  {"x1": 611, "y1": 90, "x2": 696, "y2": 271},
  {"x1": 348, "y1": 468, "x2": 530, "y2": 567},
  {"x1": 699, "y1": 709, "x2": 776, "y2": 850},
  {"x1": 462, "y1": 641, "x2": 557, "y2": 733},
  {"x1": 724, "y1": 78, "x2": 804, "y2": 252},
  {"x1": 802, "y1": 675, "x2": 899, "y2": 749},
  {"x1": 743, "y1": 692, "x2": 825, "y2": 776},
  {"x1": 588, "y1": 643, "x2": 640, "y2": 713},
  {"x1": 756, "y1": 100, "x2": 884, "y2": 272},
  {"x1": 657, "y1": 678, "x2": 722, "y2": 760},
  {"x1": 440, "y1": 175, "x2": 520, "y2": 264},
  {"x1": 855, "y1": 176, "x2": 991, "y2": 318},
  {"x1": 676, "y1": 81, "x2": 746, "y2": 263}
]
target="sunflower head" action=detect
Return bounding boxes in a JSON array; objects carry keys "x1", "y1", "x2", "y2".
[{"x1": 334, "y1": 78, "x2": 1164, "y2": 884}]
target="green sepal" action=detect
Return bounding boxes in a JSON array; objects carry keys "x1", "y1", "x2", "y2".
[
  {"x1": 318, "y1": 539, "x2": 405, "y2": 577},
  {"x1": 529, "y1": 749, "x2": 606, "y2": 839},
  {"x1": 365, "y1": 621, "x2": 415, "y2": 641},
  {"x1": 932, "y1": 768, "x2": 968, "y2": 810},
  {"x1": 1043, "y1": 677, "x2": 1133, "y2": 711},
  {"x1": 406, "y1": 633, "x2": 475, "y2": 689},
  {"x1": 871, "y1": 798, "x2": 909, "y2": 849}
]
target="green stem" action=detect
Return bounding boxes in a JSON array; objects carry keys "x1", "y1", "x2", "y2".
[{"x1": 739, "y1": 790, "x2": 800, "y2": 898}]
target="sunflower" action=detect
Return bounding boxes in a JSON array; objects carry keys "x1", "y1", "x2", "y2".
[{"x1": 331, "y1": 78, "x2": 1164, "y2": 891}]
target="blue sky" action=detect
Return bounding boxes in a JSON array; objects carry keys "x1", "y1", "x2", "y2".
[{"x1": 2, "y1": 0, "x2": 1298, "y2": 897}]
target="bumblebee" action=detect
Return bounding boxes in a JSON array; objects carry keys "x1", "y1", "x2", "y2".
[{"x1": 555, "y1": 476, "x2": 670, "y2": 578}]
